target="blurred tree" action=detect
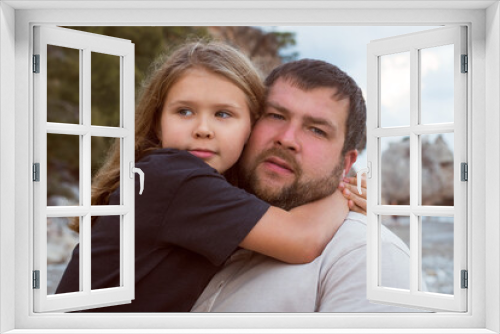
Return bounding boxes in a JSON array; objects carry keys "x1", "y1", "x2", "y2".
[
  {"x1": 46, "y1": 45, "x2": 80, "y2": 204},
  {"x1": 207, "y1": 26, "x2": 297, "y2": 76}
]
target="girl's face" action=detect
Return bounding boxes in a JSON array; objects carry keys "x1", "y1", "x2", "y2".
[{"x1": 160, "y1": 68, "x2": 252, "y2": 174}]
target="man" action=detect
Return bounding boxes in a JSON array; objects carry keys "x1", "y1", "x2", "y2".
[{"x1": 191, "y1": 59, "x2": 414, "y2": 312}]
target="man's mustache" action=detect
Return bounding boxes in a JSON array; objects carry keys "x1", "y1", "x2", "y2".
[{"x1": 254, "y1": 147, "x2": 302, "y2": 176}]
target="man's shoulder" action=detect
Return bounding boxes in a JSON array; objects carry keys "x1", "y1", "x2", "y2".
[
  {"x1": 336, "y1": 212, "x2": 368, "y2": 237},
  {"x1": 323, "y1": 212, "x2": 409, "y2": 259},
  {"x1": 321, "y1": 212, "x2": 367, "y2": 259}
]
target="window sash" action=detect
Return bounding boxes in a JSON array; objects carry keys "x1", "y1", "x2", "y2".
[
  {"x1": 32, "y1": 25, "x2": 135, "y2": 313},
  {"x1": 366, "y1": 26, "x2": 468, "y2": 312}
]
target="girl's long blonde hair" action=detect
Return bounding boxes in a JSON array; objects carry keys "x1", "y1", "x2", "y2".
[{"x1": 83, "y1": 41, "x2": 265, "y2": 229}]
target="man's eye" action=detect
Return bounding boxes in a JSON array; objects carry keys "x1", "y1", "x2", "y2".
[
  {"x1": 267, "y1": 113, "x2": 284, "y2": 120},
  {"x1": 215, "y1": 111, "x2": 232, "y2": 119},
  {"x1": 311, "y1": 127, "x2": 327, "y2": 137},
  {"x1": 178, "y1": 108, "x2": 193, "y2": 116}
]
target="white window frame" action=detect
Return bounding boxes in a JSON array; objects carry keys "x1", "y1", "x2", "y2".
[
  {"x1": 1, "y1": 1, "x2": 499, "y2": 333},
  {"x1": 32, "y1": 25, "x2": 136, "y2": 312},
  {"x1": 366, "y1": 26, "x2": 468, "y2": 312}
]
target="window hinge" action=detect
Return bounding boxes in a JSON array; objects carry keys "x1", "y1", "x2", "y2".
[
  {"x1": 33, "y1": 270, "x2": 40, "y2": 289},
  {"x1": 461, "y1": 162, "x2": 468, "y2": 181},
  {"x1": 461, "y1": 54, "x2": 468, "y2": 73},
  {"x1": 33, "y1": 54, "x2": 40, "y2": 73},
  {"x1": 33, "y1": 163, "x2": 40, "y2": 182},
  {"x1": 461, "y1": 270, "x2": 468, "y2": 289}
]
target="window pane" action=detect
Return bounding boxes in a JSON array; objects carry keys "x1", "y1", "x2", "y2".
[
  {"x1": 91, "y1": 137, "x2": 121, "y2": 205},
  {"x1": 381, "y1": 136, "x2": 410, "y2": 205},
  {"x1": 91, "y1": 215, "x2": 121, "y2": 290},
  {"x1": 47, "y1": 134, "x2": 80, "y2": 206},
  {"x1": 421, "y1": 216, "x2": 454, "y2": 294},
  {"x1": 421, "y1": 133, "x2": 454, "y2": 206},
  {"x1": 380, "y1": 215, "x2": 410, "y2": 290},
  {"x1": 380, "y1": 52, "x2": 410, "y2": 128},
  {"x1": 47, "y1": 45, "x2": 80, "y2": 124},
  {"x1": 48, "y1": 217, "x2": 80, "y2": 294},
  {"x1": 420, "y1": 45, "x2": 454, "y2": 125},
  {"x1": 91, "y1": 52, "x2": 120, "y2": 127}
]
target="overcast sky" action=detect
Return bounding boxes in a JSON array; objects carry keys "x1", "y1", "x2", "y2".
[{"x1": 260, "y1": 26, "x2": 454, "y2": 171}]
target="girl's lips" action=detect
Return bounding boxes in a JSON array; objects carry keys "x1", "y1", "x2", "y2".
[{"x1": 188, "y1": 150, "x2": 215, "y2": 159}]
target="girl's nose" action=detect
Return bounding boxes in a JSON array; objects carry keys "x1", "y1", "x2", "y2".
[{"x1": 194, "y1": 120, "x2": 215, "y2": 139}]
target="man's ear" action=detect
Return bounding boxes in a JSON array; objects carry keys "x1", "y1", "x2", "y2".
[{"x1": 342, "y1": 149, "x2": 358, "y2": 176}]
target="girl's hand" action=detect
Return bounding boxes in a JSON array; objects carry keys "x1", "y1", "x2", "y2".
[{"x1": 338, "y1": 174, "x2": 367, "y2": 215}]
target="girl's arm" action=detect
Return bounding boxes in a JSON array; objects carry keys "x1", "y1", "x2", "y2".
[{"x1": 239, "y1": 190, "x2": 348, "y2": 264}]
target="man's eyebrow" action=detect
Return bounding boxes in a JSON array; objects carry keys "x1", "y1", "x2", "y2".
[
  {"x1": 303, "y1": 115, "x2": 337, "y2": 133},
  {"x1": 266, "y1": 101, "x2": 291, "y2": 115},
  {"x1": 267, "y1": 100, "x2": 338, "y2": 135}
]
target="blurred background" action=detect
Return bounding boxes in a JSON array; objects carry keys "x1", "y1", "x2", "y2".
[{"x1": 46, "y1": 26, "x2": 455, "y2": 301}]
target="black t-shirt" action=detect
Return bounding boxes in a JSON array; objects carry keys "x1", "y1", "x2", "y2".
[{"x1": 55, "y1": 148, "x2": 270, "y2": 312}]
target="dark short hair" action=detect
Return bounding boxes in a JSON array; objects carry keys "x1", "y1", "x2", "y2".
[{"x1": 264, "y1": 59, "x2": 366, "y2": 155}]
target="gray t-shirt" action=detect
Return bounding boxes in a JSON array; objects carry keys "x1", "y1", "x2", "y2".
[{"x1": 191, "y1": 212, "x2": 420, "y2": 312}]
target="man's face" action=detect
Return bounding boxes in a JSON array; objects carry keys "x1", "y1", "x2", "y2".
[{"x1": 239, "y1": 78, "x2": 357, "y2": 210}]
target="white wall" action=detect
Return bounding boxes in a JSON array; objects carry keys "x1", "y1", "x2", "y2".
[
  {"x1": 0, "y1": 2, "x2": 16, "y2": 333},
  {"x1": 1, "y1": 2, "x2": 498, "y2": 332},
  {"x1": 486, "y1": 2, "x2": 500, "y2": 333}
]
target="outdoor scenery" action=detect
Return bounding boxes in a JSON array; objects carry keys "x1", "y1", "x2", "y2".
[{"x1": 46, "y1": 26, "x2": 455, "y2": 306}]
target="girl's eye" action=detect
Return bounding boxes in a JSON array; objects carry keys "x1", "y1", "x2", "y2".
[
  {"x1": 215, "y1": 111, "x2": 232, "y2": 119},
  {"x1": 178, "y1": 108, "x2": 193, "y2": 116}
]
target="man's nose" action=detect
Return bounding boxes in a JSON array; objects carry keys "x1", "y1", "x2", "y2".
[
  {"x1": 193, "y1": 117, "x2": 215, "y2": 139},
  {"x1": 274, "y1": 125, "x2": 300, "y2": 152}
]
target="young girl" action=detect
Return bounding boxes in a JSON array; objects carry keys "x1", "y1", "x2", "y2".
[{"x1": 56, "y1": 41, "x2": 349, "y2": 312}]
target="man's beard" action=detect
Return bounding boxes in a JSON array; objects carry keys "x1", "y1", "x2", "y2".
[{"x1": 239, "y1": 147, "x2": 344, "y2": 211}]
